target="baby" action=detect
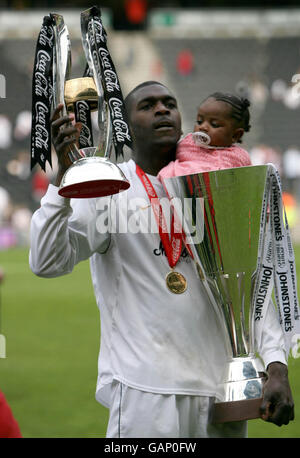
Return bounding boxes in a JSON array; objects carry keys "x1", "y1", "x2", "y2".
[{"x1": 158, "y1": 92, "x2": 252, "y2": 180}]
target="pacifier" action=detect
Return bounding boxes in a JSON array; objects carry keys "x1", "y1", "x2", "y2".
[{"x1": 192, "y1": 131, "x2": 211, "y2": 147}]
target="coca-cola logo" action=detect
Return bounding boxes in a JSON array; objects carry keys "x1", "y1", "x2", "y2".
[
  {"x1": 109, "y1": 97, "x2": 123, "y2": 120},
  {"x1": 76, "y1": 101, "x2": 90, "y2": 124},
  {"x1": 94, "y1": 18, "x2": 107, "y2": 44},
  {"x1": 34, "y1": 101, "x2": 49, "y2": 149},
  {"x1": 38, "y1": 26, "x2": 54, "y2": 48},
  {"x1": 109, "y1": 98, "x2": 131, "y2": 143},
  {"x1": 88, "y1": 18, "x2": 107, "y2": 46},
  {"x1": 35, "y1": 101, "x2": 48, "y2": 123},
  {"x1": 104, "y1": 69, "x2": 120, "y2": 92},
  {"x1": 35, "y1": 71, "x2": 49, "y2": 97},
  {"x1": 79, "y1": 125, "x2": 92, "y2": 147},
  {"x1": 34, "y1": 125, "x2": 49, "y2": 150},
  {"x1": 97, "y1": 49, "x2": 120, "y2": 92},
  {"x1": 113, "y1": 119, "x2": 131, "y2": 143},
  {"x1": 99, "y1": 48, "x2": 111, "y2": 70},
  {"x1": 36, "y1": 50, "x2": 51, "y2": 74},
  {"x1": 75, "y1": 101, "x2": 93, "y2": 147}
]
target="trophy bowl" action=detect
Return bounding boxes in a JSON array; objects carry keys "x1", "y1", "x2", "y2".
[{"x1": 58, "y1": 154, "x2": 130, "y2": 198}]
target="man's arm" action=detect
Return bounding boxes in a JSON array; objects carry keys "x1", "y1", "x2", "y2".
[
  {"x1": 260, "y1": 361, "x2": 294, "y2": 426},
  {"x1": 29, "y1": 105, "x2": 111, "y2": 278},
  {"x1": 29, "y1": 186, "x2": 111, "y2": 277},
  {"x1": 258, "y1": 301, "x2": 294, "y2": 426},
  {"x1": 51, "y1": 104, "x2": 80, "y2": 187}
]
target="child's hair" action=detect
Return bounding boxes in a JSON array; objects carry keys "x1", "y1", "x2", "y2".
[{"x1": 202, "y1": 92, "x2": 251, "y2": 142}]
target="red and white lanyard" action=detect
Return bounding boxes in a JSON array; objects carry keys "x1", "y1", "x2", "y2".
[{"x1": 136, "y1": 164, "x2": 182, "y2": 269}]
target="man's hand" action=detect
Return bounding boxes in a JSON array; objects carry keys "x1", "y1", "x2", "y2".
[
  {"x1": 51, "y1": 104, "x2": 82, "y2": 186},
  {"x1": 260, "y1": 361, "x2": 294, "y2": 426}
]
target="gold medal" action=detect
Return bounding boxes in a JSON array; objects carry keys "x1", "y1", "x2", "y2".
[{"x1": 166, "y1": 271, "x2": 187, "y2": 294}]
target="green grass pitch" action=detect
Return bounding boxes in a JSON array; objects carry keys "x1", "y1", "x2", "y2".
[{"x1": 0, "y1": 247, "x2": 299, "y2": 438}]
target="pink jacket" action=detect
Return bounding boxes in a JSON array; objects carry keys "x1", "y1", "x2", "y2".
[{"x1": 158, "y1": 133, "x2": 252, "y2": 180}]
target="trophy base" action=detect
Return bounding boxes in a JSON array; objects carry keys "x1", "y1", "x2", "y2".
[
  {"x1": 210, "y1": 397, "x2": 263, "y2": 424},
  {"x1": 58, "y1": 156, "x2": 130, "y2": 198},
  {"x1": 210, "y1": 357, "x2": 266, "y2": 423},
  {"x1": 59, "y1": 179, "x2": 130, "y2": 198}
]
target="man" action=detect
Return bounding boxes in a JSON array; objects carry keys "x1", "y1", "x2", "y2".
[{"x1": 29, "y1": 81, "x2": 294, "y2": 438}]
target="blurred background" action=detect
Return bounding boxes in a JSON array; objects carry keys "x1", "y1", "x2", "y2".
[
  {"x1": 1, "y1": 0, "x2": 300, "y2": 246},
  {"x1": 1, "y1": 0, "x2": 300, "y2": 245},
  {"x1": 0, "y1": 0, "x2": 300, "y2": 438}
]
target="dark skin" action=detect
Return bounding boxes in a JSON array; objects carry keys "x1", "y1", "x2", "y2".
[
  {"x1": 51, "y1": 84, "x2": 182, "y2": 182},
  {"x1": 51, "y1": 107, "x2": 81, "y2": 186},
  {"x1": 126, "y1": 84, "x2": 182, "y2": 175},
  {"x1": 50, "y1": 83, "x2": 294, "y2": 427},
  {"x1": 261, "y1": 361, "x2": 294, "y2": 426}
]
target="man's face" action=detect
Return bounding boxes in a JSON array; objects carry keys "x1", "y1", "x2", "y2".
[
  {"x1": 127, "y1": 84, "x2": 182, "y2": 151},
  {"x1": 194, "y1": 98, "x2": 243, "y2": 147}
]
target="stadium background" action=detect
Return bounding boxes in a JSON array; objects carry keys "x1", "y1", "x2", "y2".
[{"x1": 0, "y1": 0, "x2": 300, "y2": 438}]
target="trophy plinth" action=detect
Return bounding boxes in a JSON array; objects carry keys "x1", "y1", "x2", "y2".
[
  {"x1": 163, "y1": 165, "x2": 270, "y2": 424},
  {"x1": 211, "y1": 397, "x2": 263, "y2": 424}
]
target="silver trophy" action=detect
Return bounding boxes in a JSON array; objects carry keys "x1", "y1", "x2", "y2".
[
  {"x1": 163, "y1": 165, "x2": 269, "y2": 423},
  {"x1": 51, "y1": 9, "x2": 130, "y2": 198}
]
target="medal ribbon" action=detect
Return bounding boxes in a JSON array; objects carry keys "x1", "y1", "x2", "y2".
[
  {"x1": 31, "y1": 15, "x2": 55, "y2": 171},
  {"x1": 86, "y1": 6, "x2": 132, "y2": 158},
  {"x1": 253, "y1": 163, "x2": 300, "y2": 357},
  {"x1": 136, "y1": 165, "x2": 182, "y2": 269},
  {"x1": 74, "y1": 100, "x2": 94, "y2": 149},
  {"x1": 74, "y1": 63, "x2": 95, "y2": 150}
]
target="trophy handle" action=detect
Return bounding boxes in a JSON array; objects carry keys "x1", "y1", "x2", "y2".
[
  {"x1": 51, "y1": 13, "x2": 82, "y2": 163},
  {"x1": 51, "y1": 14, "x2": 70, "y2": 110}
]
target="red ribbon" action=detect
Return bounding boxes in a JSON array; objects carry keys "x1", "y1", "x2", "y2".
[{"x1": 136, "y1": 164, "x2": 183, "y2": 269}]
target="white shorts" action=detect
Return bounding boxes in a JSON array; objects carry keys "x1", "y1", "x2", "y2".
[{"x1": 106, "y1": 381, "x2": 247, "y2": 438}]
